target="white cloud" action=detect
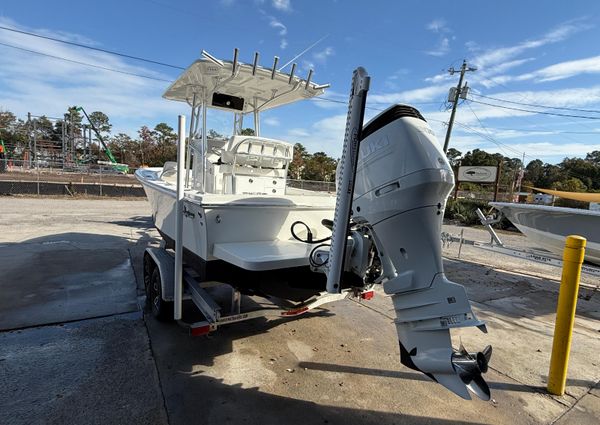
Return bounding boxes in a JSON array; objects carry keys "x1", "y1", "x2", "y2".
[
  {"x1": 476, "y1": 86, "x2": 600, "y2": 110},
  {"x1": 265, "y1": 15, "x2": 288, "y2": 50},
  {"x1": 264, "y1": 117, "x2": 280, "y2": 126},
  {"x1": 424, "y1": 18, "x2": 451, "y2": 56},
  {"x1": 272, "y1": 0, "x2": 291, "y2": 12},
  {"x1": 425, "y1": 37, "x2": 450, "y2": 57},
  {"x1": 515, "y1": 55, "x2": 600, "y2": 83},
  {"x1": 500, "y1": 142, "x2": 595, "y2": 158},
  {"x1": 269, "y1": 17, "x2": 287, "y2": 35},
  {"x1": 472, "y1": 19, "x2": 591, "y2": 69},
  {"x1": 288, "y1": 128, "x2": 310, "y2": 138},
  {"x1": 426, "y1": 18, "x2": 449, "y2": 33},
  {"x1": 0, "y1": 18, "x2": 185, "y2": 136},
  {"x1": 423, "y1": 20, "x2": 592, "y2": 90},
  {"x1": 369, "y1": 85, "x2": 448, "y2": 104},
  {"x1": 465, "y1": 41, "x2": 480, "y2": 52},
  {"x1": 313, "y1": 47, "x2": 334, "y2": 63},
  {"x1": 283, "y1": 108, "x2": 380, "y2": 157},
  {"x1": 287, "y1": 114, "x2": 345, "y2": 155},
  {"x1": 300, "y1": 60, "x2": 315, "y2": 73},
  {"x1": 384, "y1": 69, "x2": 410, "y2": 90}
]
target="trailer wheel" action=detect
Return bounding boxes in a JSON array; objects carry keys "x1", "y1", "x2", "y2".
[
  {"x1": 149, "y1": 267, "x2": 173, "y2": 321},
  {"x1": 143, "y1": 253, "x2": 153, "y2": 295}
]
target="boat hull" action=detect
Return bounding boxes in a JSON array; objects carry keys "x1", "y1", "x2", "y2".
[
  {"x1": 136, "y1": 168, "x2": 336, "y2": 264},
  {"x1": 490, "y1": 202, "x2": 600, "y2": 265}
]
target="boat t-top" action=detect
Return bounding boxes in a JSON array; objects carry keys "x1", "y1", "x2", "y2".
[{"x1": 136, "y1": 49, "x2": 492, "y2": 401}]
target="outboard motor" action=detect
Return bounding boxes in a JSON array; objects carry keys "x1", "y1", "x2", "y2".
[{"x1": 322, "y1": 68, "x2": 492, "y2": 400}]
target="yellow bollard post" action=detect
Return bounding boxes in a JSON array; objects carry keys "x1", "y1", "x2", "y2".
[{"x1": 547, "y1": 235, "x2": 586, "y2": 396}]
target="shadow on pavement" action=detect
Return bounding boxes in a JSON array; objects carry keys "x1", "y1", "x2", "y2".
[{"x1": 296, "y1": 361, "x2": 555, "y2": 394}]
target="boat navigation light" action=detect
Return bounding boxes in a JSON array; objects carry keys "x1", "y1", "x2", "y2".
[
  {"x1": 288, "y1": 63, "x2": 297, "y2": 84},
  {"x1": 201, "y1": 50, "x2": 224, "y2": 67},
  {"x1": 271, "y1": 56, "x2": 279, "y2": 79},
  {"x1": 232, "y1": 48, "x2": 239, "y2": 76},
  {"x1": 305, "y1": 69, "x2": 313, "y2": 89},
  {"x1": 252, "y1": 52, "x2": 259, "y2": 75}
]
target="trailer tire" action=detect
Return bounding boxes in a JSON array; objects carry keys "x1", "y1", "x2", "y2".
[
  {"x1": 150, "y1": 267, "x2": 173, "y2": 321},
  {"x1": 143, "y1": 253, "x2": 154, "y2": 296}
]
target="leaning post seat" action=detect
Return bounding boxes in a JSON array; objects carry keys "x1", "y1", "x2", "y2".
[{"x1": 214, "y1": 135, "x2": 293, "y2": 195}]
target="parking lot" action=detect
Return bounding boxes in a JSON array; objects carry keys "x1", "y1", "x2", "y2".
[{"x1": 1, "y1": 198, "x2": 598, "y2": 424}]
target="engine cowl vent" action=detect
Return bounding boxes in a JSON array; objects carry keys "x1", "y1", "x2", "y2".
[{"x1": 362, "y1": 104, "x2": 426, "y2": 140}]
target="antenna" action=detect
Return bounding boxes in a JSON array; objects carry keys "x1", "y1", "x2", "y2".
[
  {"x1": 279, "y1": 34, "x2": 330, "y2": 71},
  {"x1": 252, "y1": 52, "x2": 259, "y2": 75},
  {"x1": 201, "y1": 50, "x2": 224, "y2": 67}
]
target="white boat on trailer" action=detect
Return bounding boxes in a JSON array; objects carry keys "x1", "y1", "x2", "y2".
[
  {"x1": 490, "y1": 202, "x2": 600, "y2": 265},
  {"x1": 136, "y1": 49, "x2": 492, "y2": 400}
]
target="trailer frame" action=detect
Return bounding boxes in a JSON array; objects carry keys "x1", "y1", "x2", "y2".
[{"x1": 142, "y1": 246, "x2": 374, "y2": 336}]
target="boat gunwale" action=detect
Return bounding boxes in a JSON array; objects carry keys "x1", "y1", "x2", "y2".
[
  {"x1": 490, "y1": 201, "x2": 600, "y2": 217},
  {"x1": 135, "y1": 169, "x2": 336, "y2": 210}
]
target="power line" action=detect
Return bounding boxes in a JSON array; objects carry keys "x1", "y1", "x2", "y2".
[
  {"x1": 465, "y1": 101, "x2": 523, "y2": 158},
  {"x1": 471, "y1": 92, "x2": 600, "y2": 114},
  {"x1": 463, "y1": 125, "x2": 600, "y2": 135},
  {"x1": 312, "y1": 97, "x2": 442, "y2": 108},
  {"x1": 0, "y1": 41, "x2": 173, "y2": 83},
  {"x1": 468, "y1": 98, "x2": 600, "y2": 120},
  {"x1": 454, "y1": 120, "x2": 524, "y2": 158},
  {"x1": 0, "y1": 25, "x2": 185, "y2": 70},
  {"x1": 455, "y1": 120, "x2": 599, "y2": 183}
]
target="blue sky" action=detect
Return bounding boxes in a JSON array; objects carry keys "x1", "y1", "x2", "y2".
[{"x1": 1, "y1": 0, "x2": 600, "y2": 164}]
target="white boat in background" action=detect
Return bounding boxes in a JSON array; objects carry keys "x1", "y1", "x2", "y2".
[{"x1": 490, "y1": 202, "x2": 600, "y2": 265}]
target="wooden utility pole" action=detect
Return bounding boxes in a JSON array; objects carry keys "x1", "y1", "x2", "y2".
[{"x1": 443, "y1": 60, "x2": 477, "y2": 153}]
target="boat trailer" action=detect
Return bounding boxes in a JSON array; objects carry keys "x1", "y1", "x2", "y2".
[{"x1": 142, "y1": 244, "x2": 374, "y2": 336}]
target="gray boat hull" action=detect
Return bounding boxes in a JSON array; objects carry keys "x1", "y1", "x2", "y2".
[{"x1": 490, "y1": 202, "x2": 600, "y2": 265}]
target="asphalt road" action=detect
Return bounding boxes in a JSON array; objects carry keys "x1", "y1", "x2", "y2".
[{"x1": 0, "y1": 198, "x2": 598, "y2": 425}]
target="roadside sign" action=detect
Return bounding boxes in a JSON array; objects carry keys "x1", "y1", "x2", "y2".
[{"x1": 457, "y1": 166, "x2": 498, "y2": 183}]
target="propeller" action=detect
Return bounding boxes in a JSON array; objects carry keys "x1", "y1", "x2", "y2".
[{"x1": 451, "y1": 344, "x2": 493, "y2": 401}]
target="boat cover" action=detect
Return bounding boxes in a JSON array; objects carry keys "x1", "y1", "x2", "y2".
[{"x1": 531, "y1": 187, "x2": 600, "y2": 203}]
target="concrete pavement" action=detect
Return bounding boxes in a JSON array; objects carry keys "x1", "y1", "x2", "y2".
[{"x1": 0, "y1": 198, "x2": 598, "y2": 424}]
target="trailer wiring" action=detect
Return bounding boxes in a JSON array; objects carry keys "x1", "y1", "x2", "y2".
[{"x1": 290, "y1": 220, "x2": 332, "y2": 244}]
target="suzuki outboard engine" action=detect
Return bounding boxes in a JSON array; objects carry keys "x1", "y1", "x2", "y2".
[{"x1": 321, "y1": 68, "x2": 492, "y2": 400}]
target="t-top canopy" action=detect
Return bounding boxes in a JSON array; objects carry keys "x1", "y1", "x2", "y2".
[{"x1": 163, "y1": 53, "x2": 328, "y2": 114}]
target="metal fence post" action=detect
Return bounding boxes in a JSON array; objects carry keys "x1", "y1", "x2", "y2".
[{"x1": 547, "y1": 235, "x2": 586, "y2": 396}]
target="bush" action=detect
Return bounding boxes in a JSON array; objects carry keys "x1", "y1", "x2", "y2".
[
  {"x1": 444, "y1": 198, "x2": 515, "y2": 229},
  {"x1": 444, "y1": 199, "x2": 488, "y2": 225}
]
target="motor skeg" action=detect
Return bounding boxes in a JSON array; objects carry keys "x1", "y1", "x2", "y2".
[{"x1": 352, "y1": 104, "x2": 492, "y2": 400}]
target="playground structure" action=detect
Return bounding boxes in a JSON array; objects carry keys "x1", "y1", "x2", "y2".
[{"x1": 0, "y1": 109, "x2": 128, "y2": 174}]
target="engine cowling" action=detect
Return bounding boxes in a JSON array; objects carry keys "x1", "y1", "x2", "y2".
[{"x1": 351, "y1": 105, "x2": 491, "y2": 400}]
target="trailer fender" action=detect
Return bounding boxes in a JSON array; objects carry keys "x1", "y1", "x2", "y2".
[{"x1": 144, "y1": 247, "x2": 175, "y2": 301}]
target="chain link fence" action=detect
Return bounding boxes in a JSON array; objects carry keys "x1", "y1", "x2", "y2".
[
  {"x1": 0, "y1": 161, "x2": 338, "y2": 197},
  {"x1": 0, "y1": 159, "x2": 144, "y2": 197},
  {"x1": 286, "y1": 179, "x2": 336, "y2": 193}
]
